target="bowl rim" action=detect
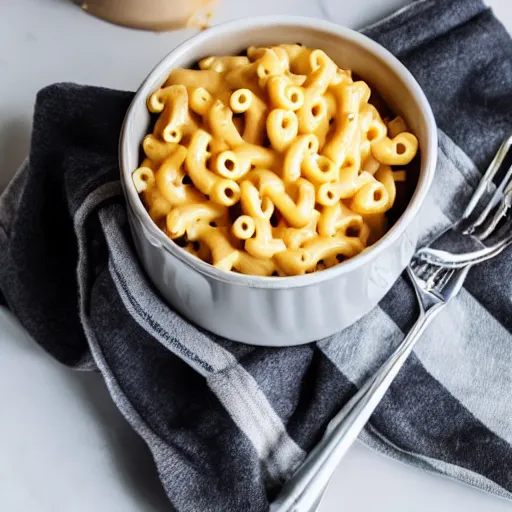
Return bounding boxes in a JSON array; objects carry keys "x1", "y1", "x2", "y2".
[{"x1": 119, "y1": 14, "x2": 437, "y2": 289}]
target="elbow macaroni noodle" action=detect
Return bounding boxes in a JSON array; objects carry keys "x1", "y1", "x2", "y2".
[{"x1": 133, "y1": 44, "x2": 419, "y2": 276}]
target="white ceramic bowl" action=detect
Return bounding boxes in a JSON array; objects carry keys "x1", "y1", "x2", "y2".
[{"x1": 119, "y1": 16, "x2": 437, "y2": 346}]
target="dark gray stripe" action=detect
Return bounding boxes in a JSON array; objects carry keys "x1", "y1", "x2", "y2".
[{"x1": 363, "y1": 0, "x2": 487, "y2": 63}]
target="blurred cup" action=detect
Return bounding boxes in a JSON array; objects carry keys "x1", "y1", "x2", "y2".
[{"x1": 75, "y1": 0, "x2": 217, "y2": 31}]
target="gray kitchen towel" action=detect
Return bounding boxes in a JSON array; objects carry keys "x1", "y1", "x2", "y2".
[{"x1": 1, "y1": 0, "x2": 512, "y2": 510}]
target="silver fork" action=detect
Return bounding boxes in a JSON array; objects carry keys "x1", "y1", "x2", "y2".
[
  {"x1": 416, "y1": 134, "x2": 512, "y2": 268},
  {"x1": 270, "y1": 138, "x2": 512, "y2": 512},
  {"x1": 270, "y1": 264, "x2": 470, "y2": 512}
]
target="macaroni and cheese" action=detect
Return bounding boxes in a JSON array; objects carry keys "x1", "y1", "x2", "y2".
[{"x1": 132, "y1": 44, "x2": 419, "y2": 276}]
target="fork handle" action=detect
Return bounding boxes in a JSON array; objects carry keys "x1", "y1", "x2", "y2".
[{"x1": 270, "y1": 303, "x2": 445, "y2": 512}]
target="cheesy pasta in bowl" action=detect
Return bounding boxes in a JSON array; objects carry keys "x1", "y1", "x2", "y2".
[
  {"x1": 132, "y1": 44, "x2": 419, "y2": 277},
  {"x1": 120, "y1": 17, "x2": 437, "y2": 345}
]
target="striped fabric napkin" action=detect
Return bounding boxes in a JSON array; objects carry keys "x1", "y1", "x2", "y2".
[{"x1": 0, "y1": 0, "x2": 511, "y2": 510}]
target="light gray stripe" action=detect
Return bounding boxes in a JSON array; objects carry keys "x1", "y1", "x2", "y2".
[
  {"x1": 206, "y1": 365, "x2": 305, "y2": 480},
  {"x1": 72, "y1": 181, "x2": 123, "y2": 370},
  {"x1": 417, "y1": 129, "x2": 483, "y2": 243},
  {"x1": 99, "y1": 206, "x2": 305, "y2": 482},
  {"x1": 417, "y1": 192, "x2": 451, "y2": 246},
  {"x1": 319, "y1": 305, "x2": 402, "y2": 386},
  {"x1": 72, "y1": 181, "x2": 175, "y2": 503},
  {"x1": 438, "y1": 127, "x2": 481, "y2": 189},
  {"x1": 414, "y1": 290, "x2": 512, "y2": 446},
  {"x1": 432, "y1": 145, "x2": 474, "y2": 218},
  {"x1": 411, "y1": 129, "x2": 483, "y2": 248}
]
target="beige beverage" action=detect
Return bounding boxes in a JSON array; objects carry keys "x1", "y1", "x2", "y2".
[{"x1": 75, "y1": 0, "x2": 217, "y2": 31}]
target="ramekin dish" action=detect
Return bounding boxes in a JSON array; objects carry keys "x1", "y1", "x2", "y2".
[{"x1": 119, "y1": 16, "x2": 437, "y2": 346}]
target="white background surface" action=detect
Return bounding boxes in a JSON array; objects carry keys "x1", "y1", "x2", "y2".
[{"x1": 1, "y1": 1, "x2": 511, "y2": 511}]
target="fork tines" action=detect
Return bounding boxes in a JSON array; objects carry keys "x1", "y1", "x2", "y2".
[{"x1": 462, "y1": 134, "x2": 512, "y2": 240}]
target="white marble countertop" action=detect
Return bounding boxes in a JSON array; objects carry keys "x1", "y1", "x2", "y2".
[{"x1": 1, "y1": 1, "x2": 511, "y2": 511}]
